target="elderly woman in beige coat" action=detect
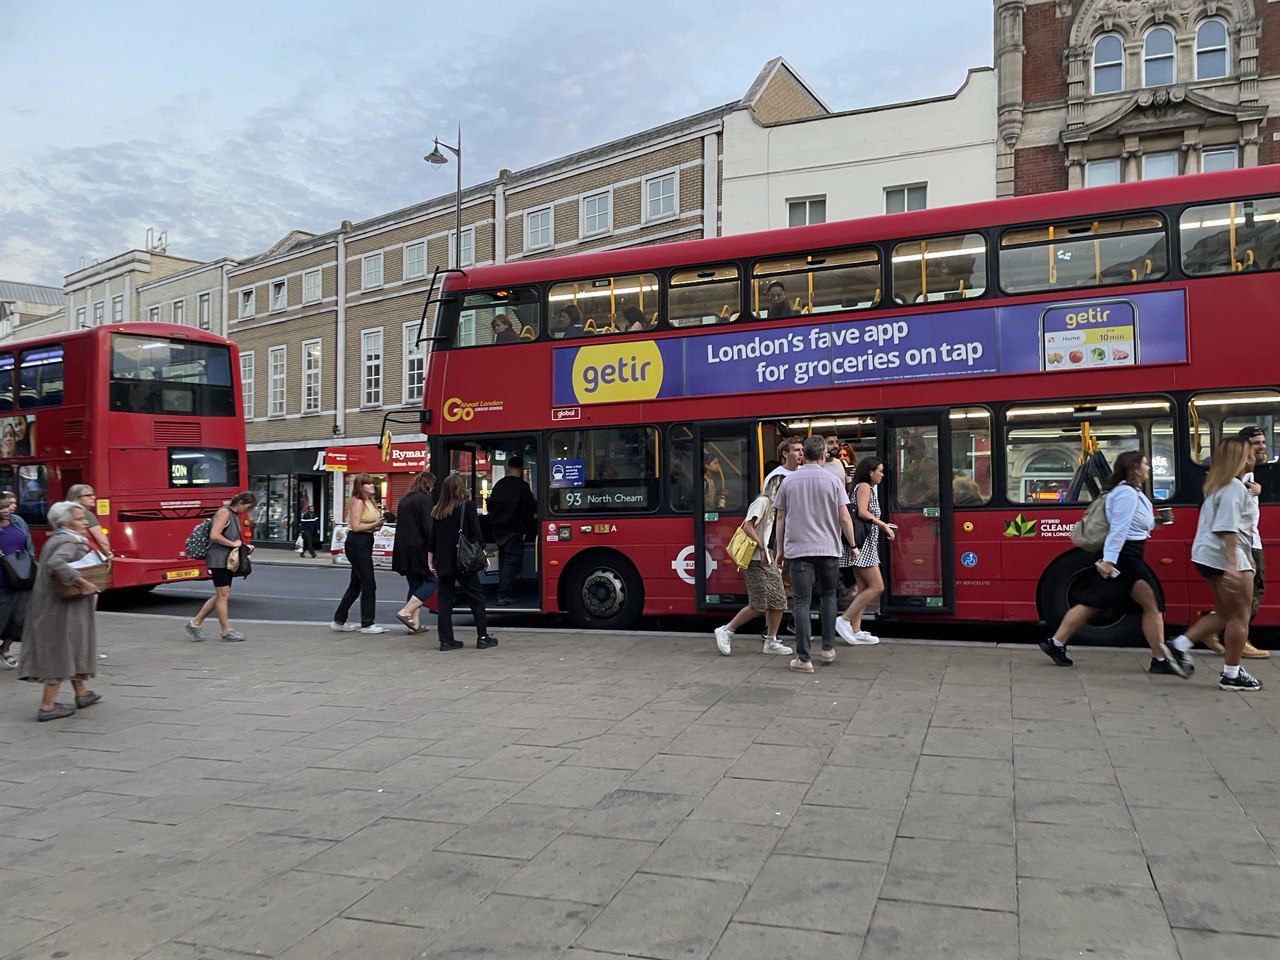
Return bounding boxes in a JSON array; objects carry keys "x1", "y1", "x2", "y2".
[{"x1": 19, "y1": 501, "x2": 102, "y2": 721}]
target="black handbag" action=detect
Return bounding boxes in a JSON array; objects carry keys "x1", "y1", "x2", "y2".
[
  {"x1": 455, "y1": 505, "x2": 487, "y2": 575},
  {"x1": 852, "y1": 514, "x2": 872, "y2": 551},
  {"x1": 0, "y1": 548, "x2": 35, "y2": 591}
]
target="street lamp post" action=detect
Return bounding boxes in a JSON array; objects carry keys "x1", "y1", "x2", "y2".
[{"x1": 424, "y1": 124, "x2": 462, "y2": 269}]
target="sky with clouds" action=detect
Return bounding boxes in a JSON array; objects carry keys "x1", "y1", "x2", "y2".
[{"x1": 1, "y1": 0, "x2": 993, "y2": 286}]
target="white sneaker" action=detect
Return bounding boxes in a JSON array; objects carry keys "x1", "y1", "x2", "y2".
[
  {"x1": 330, "y1": 621, "x2": 357, "y2": 632},
  {"x1": 852, "y1": 630, "x2": 880, "y2": 645},
  {"x1": 762, "y1": 638, "x2": 793, "y2": 655},
  {"x1": 359, "y1": 625, "x2": 387, "y2": 634},
  {"x1": 714, "y1": 625, "x2": 733, "y2": 656},
  {"x1": 834, "y1": 617, "x2": 858, "y2": 645}
]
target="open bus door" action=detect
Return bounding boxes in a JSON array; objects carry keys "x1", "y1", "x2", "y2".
[
  {"x1": 880, "y1": 411, "x2": 955, "y2": 614},
  {"x1": 440, "y1": 434, "x2": 542, "y2": 611},
  {"x1": 693, "y1": 421, "x2": 757, "y2": 615}
]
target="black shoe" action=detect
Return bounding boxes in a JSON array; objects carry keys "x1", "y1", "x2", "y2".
[
  {"x1": 1161, "y1": 642, "x2": 1194, "y2": 677},
  {"x1": 438, "y1": 640, "x2": 464, "y2": 651},
  {"x1": 495, "y1": 596, "x2": 516, "y2": 607},
  {"x1": 74, "y1": 691, "x2": 102, "y2": 709},
  {"x1": 1039, "y1": 639, "x2": 1073, "y2": 666},
  {"x1": 477, "y1": 636, "x2": 499, "y2": 649},
  {"x1": 1149, "y1": 657, "x2": 1187, "y2": 678},
  {"x1": 1219, "y1": 669, "x2": 1262, "y2": 691},
  {"x1": 37, "y1": 703, "x2": 75, "y2": 722}
]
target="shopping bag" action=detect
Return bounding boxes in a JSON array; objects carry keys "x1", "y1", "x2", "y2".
[{"x1": 726, "y1": 524, "x2": 756, "y2": 570}]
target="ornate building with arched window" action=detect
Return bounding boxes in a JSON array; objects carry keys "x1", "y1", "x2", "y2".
[{"x1": 995, "y1": 0, "x2": 1279, "y2": 195}]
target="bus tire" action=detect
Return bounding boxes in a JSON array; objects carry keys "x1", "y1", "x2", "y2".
[
  {"x1": 1036, "y1": 549, "x2": 1160, "y2": 646},
  {"x1": 562, "y1": 551, "x2": 644, "y2": 631}
]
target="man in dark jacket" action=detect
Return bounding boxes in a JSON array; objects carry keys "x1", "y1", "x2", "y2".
[
  {"x1": 487, "y1": 455, "x2": 536, "y2": 605},
  {"x1": 298, "y1": 507, "x2": 320, "y2": 558}
]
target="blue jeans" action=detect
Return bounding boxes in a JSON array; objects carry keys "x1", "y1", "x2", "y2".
[
  {"x1": 788, "y1": 556, "x2": 839, "y2": 662},
  {"x1": 405, "y1": 572, "x2": 437, "y2": 604}
]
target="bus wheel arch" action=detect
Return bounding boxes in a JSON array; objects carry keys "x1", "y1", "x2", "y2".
[
  {"x1": 560, "y1": 549, "x2": 644, "y2": 630},
  {"x1": 1036, "y1": 548, "x2": 1161, "y2": 646}
]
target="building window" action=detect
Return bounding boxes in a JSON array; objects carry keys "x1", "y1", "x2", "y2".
[
  {"x1": 582, "y1": 191, "x2": 612, "y2": 235},
  {"x1": 361, "y1": 253, "x2": 383, "y2": 290},
  {"x1": 302, "y1": 269, "x2": 322, "y2": 303},
  {"x1": 403, "y1": 322, "x2": 425, "y2": 404},
  {"x1": 885, "y1": 184, "x2": 927, "y2": 214},
  {"x1": 1143, "y1": 25, "x2": 1176, "y2": 87},
  {"x1": 239, "y1": 288, "x2": 255, "y2": 318},
  {"x1": 302, "y1": 338, "x2": 321, "y2": 415},
  {"x1": 1196, "y1": 18, "x2": 1229, "y2": 80},
  {"x1": 361, "y1": 328, "x2": 382, "y2": 407},
  {"x1": 112, "y1": 295, "x2": 124, "y2": 324},
  {"x1": 526, "y1": 208, "x2": 552, "y2": 249},
  {"x1": 270, "y1": 280, "x2": 287, "y2": 311},
  {"x1": 240, "y1": 351, "x2": 254, "y2": 420},
  {"x1": 268, "y1": 345, "x2": 286, "y2": 418},
  {"x1": 1093, "y1": 33, "x2": 1125, "y2": 94},
  {"x1": 404, "y1": 242, "x2": 426, "y2": 279},
  {"x1": 93, "y1": 301, "x2": 104, "y2": 325},
  {"x1": 1201, "y1": 147, "x2": 1238, "y2": 173},
  {"x1": 75, "y1": 306, "x2": 86, "y2": 327},
  {"x1": 1142, "y1": 152, "x2": 1179, "y2": 180},
  {"x1": 198, "y1": 292, "x2": 211, "y2": 330},
  {"x1": 148, "y1": 306, "x2": 161, "y2": 323},
  {"x1": 787, "y1": 196, "x2": 827, "y2": 227},
  {"x1": 1085, "y1": 158, "x2": 1122, "y2": 187},
  {"x1": 172, "y1": 299, "x2": 185, "y2": 325},
  {"x1": 644, "y1": 173, "x2": 677, "y2": 221},
  {"x1": 449, "y1": 227, "x2": 476, "y2": 268}
]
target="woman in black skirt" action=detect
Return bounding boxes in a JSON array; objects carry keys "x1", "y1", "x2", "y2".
[{"x1": 1040, "y1": 450, "x2": 1187, "y2": 676}]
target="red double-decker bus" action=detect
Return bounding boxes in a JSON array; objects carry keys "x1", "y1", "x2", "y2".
[
  {"x1": 420, "y1": 167, "x2": 1279, "y2": 642},
  {"x1": 0, "y1": 322, "x2": 246, "y2": 591}
]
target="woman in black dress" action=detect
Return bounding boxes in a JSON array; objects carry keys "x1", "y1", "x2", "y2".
[
  {"x1": 428, "y1": 473, "x2": 497, "y2": 652},
  {"x1": 391, "y1": 471, "x2": 436, "y2": 634}
]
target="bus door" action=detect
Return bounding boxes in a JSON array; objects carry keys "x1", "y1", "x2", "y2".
[
  {"x1": 880, "y1": 412, "x2": 955, "y2": 614},
  {"x1": 441, "y1": 435, "x2": 541, "y2": 610},
  {"x1": 693, "y1": 421, "x2": 757, "y2": 613}
]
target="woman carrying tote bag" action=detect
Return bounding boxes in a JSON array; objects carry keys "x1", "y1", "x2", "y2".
[{"x1": 428, "y1": 473, "x2": 498, "y2": 652}]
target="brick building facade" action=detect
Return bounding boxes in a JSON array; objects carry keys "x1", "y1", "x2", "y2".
[{"x1": 996, "y1": 0, "x2": 1279, "y2": 195}]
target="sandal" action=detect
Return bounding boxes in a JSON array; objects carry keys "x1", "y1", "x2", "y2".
[{"x1": 395, "y1": 612, "x2": 419, "y2": 635}]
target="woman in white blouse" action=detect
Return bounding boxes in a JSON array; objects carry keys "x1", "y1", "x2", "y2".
[{"x1": 1040, "y1": 450, "x2": 1187, "y2": 676}]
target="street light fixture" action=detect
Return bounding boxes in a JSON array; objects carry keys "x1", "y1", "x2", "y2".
[{"x1": 424, "y1": 124, "x2": 462, "y2": 270}]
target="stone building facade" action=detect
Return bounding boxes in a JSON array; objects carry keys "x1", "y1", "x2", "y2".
[
  {"x1": 64, "y1": 249, "x2": 203, "y2": 329},
  {"x1": 996, "y1": 0, "x2": 1280, "y2": 195},
  {"x1": 136, "y1": 257, "x2": 236, "y2": 337}
]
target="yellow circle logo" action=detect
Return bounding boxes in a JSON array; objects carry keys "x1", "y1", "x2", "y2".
[
  {"x1": 962, "y1": 521, "x2": 974, "y2": 532},
  {"x1": 572, "y1": 341, "x2": 663, "y2": 404},
  {"x1": 443, "y1": 397, "x2": 475, "y2": 422}
]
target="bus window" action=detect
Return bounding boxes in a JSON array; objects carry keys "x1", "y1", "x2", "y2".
[
  {"x1": 15, "y1": 464, "x2": 47, "y2": 526},
  {"x1": 891, "y1": 233, "x2": 987, "y2": 304},
  {"x1": 1004, "y1": 398, "x2": 1172, "y2": 503},
  {"x1": 169, "y1": 448, "x2": 241, "y2": 488},
  {"x1": 109, "y1": 335, "x2": 234, "y2": 417},
  {"x1": 0, "y1": 354, "x2": 12, "y2": 412},
  {"x1": 949, "y1": 407, "x2": 992, "y2": 504},
  {"x1": 549, "y1": 274, "x2": 657, "y2": 338},
  {"x1": 18, "y1": 345, "x2": 63, "y2": 409},
  {"x1": 1180, "y1": 195, "x2": 1280, "y2": 275},
  {"x1": 455, "y1": 287, "x2": 541, "y2": 347},
  {"x1": 1188, "y1": 391, "x2": 1280, "y2": 501},
  {"x1": 999, "y1": 215, "x2": 1167, "y2": 294},
  {"x1": 668, "y1": 265, "x2": 741, "y2": 329},
  {"x1": 548, "y1": 426, "x2": 659, "y2": 513},
  {"x1": 752, "y1": 247, "x2": 880, "y2": 318}
]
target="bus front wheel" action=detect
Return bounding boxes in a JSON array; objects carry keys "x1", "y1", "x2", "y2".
[
  {"x1": 563, "y1": 553, "x2": 644, "y2": 630},
  {"x1": 1036, "y1": 549, "x2": 1158, "y2": 646}
]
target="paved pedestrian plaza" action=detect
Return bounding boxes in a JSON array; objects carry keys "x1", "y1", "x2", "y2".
[{"x1": 0, "y1": 613, "x2": 1277, "y2": 959}]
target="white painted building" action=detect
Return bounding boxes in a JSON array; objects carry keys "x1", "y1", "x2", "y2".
[{"x1": 721, "y1": 66, "x2": 998, "y2": 235}]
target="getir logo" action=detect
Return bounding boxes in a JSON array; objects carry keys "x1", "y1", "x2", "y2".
[{"x1": 571, "y1": 341, "x2": 663, "y2": 403}]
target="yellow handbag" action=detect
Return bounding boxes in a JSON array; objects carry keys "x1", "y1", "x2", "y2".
[{"x1": 726, "y1": 524, "x2": 757, "y2": 570}]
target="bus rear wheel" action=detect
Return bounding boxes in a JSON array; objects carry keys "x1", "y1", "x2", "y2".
[
  {"x1": 564, "y1": 553, "x2": 643, "y2": 630},
  {"x1": 1037, "y1": 549, "x2": 1158, "y2": 646}
]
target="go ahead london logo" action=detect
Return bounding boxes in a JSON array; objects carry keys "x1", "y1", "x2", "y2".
[{"x1": 1003, "y1": 514, "x2": 1039, "y2": 538}]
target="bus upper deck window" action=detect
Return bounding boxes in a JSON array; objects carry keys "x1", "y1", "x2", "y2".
[
  {"x1": 457, "y1": 287, "x2": 541, "y2": 347},
  {"x1": 0, "y1": 355, "x2": 13, "y2": 412},
  {"x1": 667, "y1": 265, "x2": 740, "y2": 328},
  {"x1": 1180, "y1": 195, "x2": 1280, "y2": 276},
  {"x1": 891, "y1": 233, "x2": 987, "y2": 305},
  {"x1": 752, "y1": 247, "x2": 880, "y2": 318},
  {"x1": 549, "y1": 274, "x2": 658, "y2": 339},
  {"x1": 999, "y1": 215, "x2": 1167, "y2": 294}
]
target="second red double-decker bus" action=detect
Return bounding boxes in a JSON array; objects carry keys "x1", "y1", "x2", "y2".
[
  {"x1": 419, "y1": 167, "x2": 1279, "y2": 642},
  {"x1": 0, "y1": 322, "x2": 247, "y2": 591}
]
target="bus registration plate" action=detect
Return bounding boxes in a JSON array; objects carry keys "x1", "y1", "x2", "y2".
[{"x1": 164, "y1": 569, "x2": 202, "y2": 582}]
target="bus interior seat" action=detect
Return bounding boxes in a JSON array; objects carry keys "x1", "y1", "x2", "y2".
[
  {"x1": 519, "y1": 325, "x2": 535, "y2": 340},
  {"x1": 583, "y1": 319, "x2": 598, "y2": 333}
]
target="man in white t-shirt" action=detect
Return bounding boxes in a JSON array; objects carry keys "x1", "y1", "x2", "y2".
[{"x1": 765, "y1": 437, "x2": 803, "y2": 487}]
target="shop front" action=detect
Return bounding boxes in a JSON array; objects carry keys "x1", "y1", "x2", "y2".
[
  {"x1": 323, "y1": 441, "x2": 428, "y2": 565},
  {"x1": 245, "y1": 447, "x2": 331, "y2": 550}
]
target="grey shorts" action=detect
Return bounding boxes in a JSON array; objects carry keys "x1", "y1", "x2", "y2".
[{"x1": 744, "y1": 558, "x2": 787, "y2": 612}]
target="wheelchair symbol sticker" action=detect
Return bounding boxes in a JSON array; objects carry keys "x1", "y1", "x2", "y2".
[{"x1": 961, "y1": 552, "x2": 978, "y2": 568}]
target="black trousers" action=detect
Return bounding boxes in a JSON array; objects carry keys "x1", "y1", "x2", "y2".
[
  {"x1": 300, "y1": 532, "x2": 319, "y2": 557},
  {"x1": 436, "y1": 570, "x2": 488, "y2": 644},
  {"x1": 333, "y1": 531, "x2": 377, "y2": 627},
  {"x1": 495, "y1": 530, "x2": 523, "y2": 600}
]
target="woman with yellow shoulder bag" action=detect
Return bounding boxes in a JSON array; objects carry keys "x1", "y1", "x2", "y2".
[{"x1": 714, "y1": 475, "x2": 793, "y2": 657}]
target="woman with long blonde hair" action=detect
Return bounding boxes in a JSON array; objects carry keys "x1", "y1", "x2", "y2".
[{"x1": 1170, "y1": 437, "x2": 1262, "y2": 690}]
